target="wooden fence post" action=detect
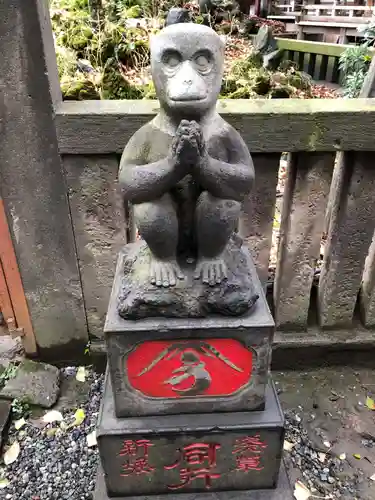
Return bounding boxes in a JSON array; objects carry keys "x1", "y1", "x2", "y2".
[
  {"x1": 274, "y1": 152, "x2": 334, "y2": 330},
  {"x1": 0, "y1": 0, "x2": 88, "y2": 358},
  {"x1": 318, "y1": 152, "x2": 375, "y2": 328},
  {"x1": 359, "y1": 57, "x2": 375, "y2": 326}
]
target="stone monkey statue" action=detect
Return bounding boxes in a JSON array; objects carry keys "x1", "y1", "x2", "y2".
[{"x1": 119, "y1": 23, "x2": 254, "y2": 288}]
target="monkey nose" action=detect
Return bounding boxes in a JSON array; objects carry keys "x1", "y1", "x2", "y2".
[{"x1": 184, "y1": 80, "x2": 193, "y2": 86}]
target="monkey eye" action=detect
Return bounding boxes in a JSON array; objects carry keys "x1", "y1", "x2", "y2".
[
  {"x1": 162, "y1": 50, "x2": 181, "y2": 69},
  {"x1": 193, "y1": 51, "x2": 212, "y2": 73}
]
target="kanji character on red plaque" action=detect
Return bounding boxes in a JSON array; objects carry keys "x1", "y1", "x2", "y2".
[
  {"x1": 165, "y1": 442, "x2": 221, "y2": 490},
  {"x1": 118, "y1": 439, "x2": 155, "y2": 476},
  {"x1": 232, "y1": 435, "x2": 268, "y2": 472}
]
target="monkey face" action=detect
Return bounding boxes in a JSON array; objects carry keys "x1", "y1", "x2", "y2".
[{"x1": 151, "y1": 24, "x2": 225, "y2": 117}]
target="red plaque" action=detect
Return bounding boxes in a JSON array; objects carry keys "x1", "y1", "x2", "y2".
[{"x1": 126, "y1": 339, "x2": 253, "y2": 398}]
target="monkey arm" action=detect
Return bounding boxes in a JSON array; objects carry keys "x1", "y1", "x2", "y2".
[
  {"x1": 118, "y1": 127, "x2": 183, "y2": 204},
  {"x1": 196, "y1": 130, "x2": 254, "y2": 202}
]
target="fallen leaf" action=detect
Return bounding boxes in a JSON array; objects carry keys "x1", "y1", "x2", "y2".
[
  {"x1": 46, "y1": 428, "x2": 58, "y2": 438},
  {"x1": 318, "y1": 452, "x2": 326, "y2": 463},
  {"x1": 293, "y1": 480, "x2": 311, "y2": 500},
  {"x1": 323, "y1": 440, "x2": 331, "y2": 448},
  {"x1": 0, "y1": 478, "x2": 9, "y2": 488},
  {"x1": 76, "y1": 366, "x2": 86, "y2": 383},
  {"x1": 59, "y1": 421, "x2": 68, "y2": 431},
  {"x1": 283, "y1": 440, "x2": 295, "y2": 452},
  {"x1": 370, "y1": 473, "x2": 375, "y2": 481},
  {"x1": 42, "y1": 410, "x2": 63, "y2": 424},
  {"x1": 353, "y1": 454, "x2": 361, "y2": 460},
  {"x1": 339, "y1": 453, "x2": 346, "y2": 460},
  {"x1": 86, "y1": 430, "x2": 97, "y2": 448},
  {"x1": 14, "y1": 418, "x2": 26, "y2": 430},
  {"x1": 366, "y1": 397, "x2": 375, "y2": 410},
  {"x1": 71, "y1": 408, "x2": 85, "y2": 427},
  {"x1": 3, "y1": 441, "x2": 20, "y2": 465}
]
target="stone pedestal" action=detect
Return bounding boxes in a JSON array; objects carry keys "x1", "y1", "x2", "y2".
[
  {"x1": 105, "y1": 248, "x2": 274, "y2": 418},
  {"x1": 95, "y1": 243, "x2": 291, "y2": 498},
  {"x1": 95, "y1": 373, "x2": 292, "y2": 498}
]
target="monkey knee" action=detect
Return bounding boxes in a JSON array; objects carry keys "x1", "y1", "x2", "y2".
[
  {"x1": 197, "y1": 191, "x2": 241, "y2": 215},
  {"x1": 134, "y1": 195, "x2": 174, "y2": 224}
]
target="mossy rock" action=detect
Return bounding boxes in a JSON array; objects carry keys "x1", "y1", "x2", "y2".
[
  {"x1": 270, "y1": 85, "x2": 293, "y2": 98},
  {"x1": 61, "y1": 78, "x2": 100, "y2": 100},
  {"x1": 287, "y1": 71, "x2": 312, "y2": 91},
  {"x1": 101, "y1": 64, "x2": 144, "y2": 99},
  {"x1": 254, "y1": 73, "x2": 271, "y2": 95}
]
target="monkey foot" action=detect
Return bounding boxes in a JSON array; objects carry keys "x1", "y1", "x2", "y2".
[
  {"x1": 150, "y1": 258, "x2": 184, "y2": 288},
  {"x1": 194, "y1": 257, "x2": 228, "y2": 286}
]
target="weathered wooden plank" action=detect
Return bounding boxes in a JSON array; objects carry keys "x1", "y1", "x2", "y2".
[
  {"x1": 273, "y1": 153, "x2": 334, "y2": 330},
  {"x1": 63, "y1": 155, "x2": 126, "y2": 339},
  {"x1": 56, "y1": 99, "x2": 375, "y2": 154},
  {"x1": 318, "y1": 152, "x2": 375, "y2": 328},
  {"x1": 239, "y1": 154, "x2": 280, "y2": 285}
]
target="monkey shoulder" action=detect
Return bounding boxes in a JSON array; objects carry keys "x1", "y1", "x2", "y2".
[
  {"x1": 207, "y1": 117, "x2": 248, "y2": 159},
  {"x1": 121, "y1": 121, "x2": 172, "y2": 165}
]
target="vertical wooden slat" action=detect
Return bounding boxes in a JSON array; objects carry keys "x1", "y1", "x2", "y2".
[
  {"x1": 359, "y1": 59, "x2": 375, "y2": 326},
  {"x1": 318, "y1": 152, "x2": 375, "y2": 328},
  {"x1": 274, "y1": 153, "x2": 334, "y2": 330},
  {"x1": 319, "y1": 55, "x2": 329, "y2": 82},
  {"x1": 63, "y1": 155, "x2": 126, "y2": 339},
  {"x1": 308, "y1": 53, "x2": 317, "y2": 78},
  {"x1": 326, "y1": 56, "x2": 335, "y2": 83},
  {"x1": 240, "y1": 154, "x2": 280, "y2": 285},
  {"x1": 287, "y1": 50, "x2": 295, "y2": 62},
  {"x1": 298, "y1": 51, "x2": 305, "y2": 71},
  {"x1": 332, "y1": 57, "x2": 340, "y2": 84},
  {"x1": 0, "y1": 199, "x2": 36, "y2": 353}
]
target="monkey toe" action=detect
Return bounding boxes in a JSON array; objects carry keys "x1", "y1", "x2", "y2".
[
  {"x1": 195, "y1": 258, "x2": 228, "y2": 286},
  {"x1": 150, "y1": 258, "x2": 184, "y2": 288}
]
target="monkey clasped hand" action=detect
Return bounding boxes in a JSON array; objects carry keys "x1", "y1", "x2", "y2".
[
  {"x1": 172, "y1": 119, "x2": 205, "y2": 170},
  {"x1": 118, "y1": 23, "x2": 255, "y2": 288}
]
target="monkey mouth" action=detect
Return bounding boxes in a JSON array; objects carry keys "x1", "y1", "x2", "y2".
[{"x1": 170, "y1": 96, "x2": 207, "y2": 103}]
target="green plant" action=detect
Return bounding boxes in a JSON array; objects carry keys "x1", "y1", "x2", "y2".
[
  {"x1": 339, "y1": 21, "x2": 374, "y2": 98},
  {"x1": 11, "y1": 399, "x2": 31, "y2": 420},
  {"x1": 0, "y1": 363, "x2": 19, "y2": 389}
]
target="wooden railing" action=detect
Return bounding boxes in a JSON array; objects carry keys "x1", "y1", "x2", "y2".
[
  {"x1": 3, "y1": 0, "x2": 375, "y2": 358},
  {"x1": 301, "y1": 4, "x2": 375, "y2": 19},
  {"x1": 273, "y1": 1, "x2": 375, "y2": 17},
  {"x1": 276, "y1": 38, "x2": 375, "y2": 83},
  {"x1": 56, "y1": 99, "x2": 375, "y2": 335}
]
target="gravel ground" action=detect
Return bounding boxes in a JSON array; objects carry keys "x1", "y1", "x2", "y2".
[
  {"x1": 0, "y1": 368, "x2": 104, "y2": 500},
  {"x1": 1, "y1": 366, "x2": 374, "y2": 499}
]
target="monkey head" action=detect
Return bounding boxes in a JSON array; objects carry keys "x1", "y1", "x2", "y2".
[{"x1": 150, "y1": 23, "x2": 225, "y2": 118}]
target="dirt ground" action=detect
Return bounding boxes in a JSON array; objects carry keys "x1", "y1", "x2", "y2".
[{"x1": 274, "y1": 368, "x2": 375, "y2": 500}]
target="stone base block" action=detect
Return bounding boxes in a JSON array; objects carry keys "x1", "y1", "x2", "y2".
[
  {"x1": 93, "y1": 462, "x2": 293, "y2": 499},
  {"x1": 105, "y1": 250, "x2": 274, "y2": 418},
  {"x1": 97, "y1": 373, "x2": 285, "y2": 497},
  {"x1": 117, "y1": 239, "x2": 259, "y2": 320}
]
